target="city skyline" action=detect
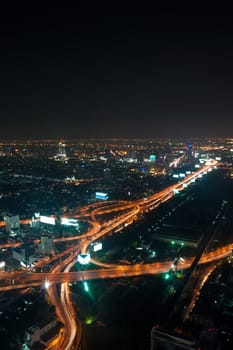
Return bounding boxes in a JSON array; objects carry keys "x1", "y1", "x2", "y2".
[{"x1": 1, "y1": 5, "x2": 233, "y2": 139}]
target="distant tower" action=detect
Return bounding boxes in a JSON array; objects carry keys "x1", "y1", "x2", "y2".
[
  {"x1": 55, "y1": 141, "x2": 67, "y2": 161},
  {"x1": 187, "y1": 143, "x2": 193, "y2": 160},
  {"x1": 58, "y1": 141, "x2": 66, "y2": 157}
]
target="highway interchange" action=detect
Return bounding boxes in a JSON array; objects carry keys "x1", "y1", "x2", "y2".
[{"x1": 1, "y1": 159, "x2": 231, "y2": 350}]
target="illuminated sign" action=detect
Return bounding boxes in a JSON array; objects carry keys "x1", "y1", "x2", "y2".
[
  {"x1": 95, "y1": 192, "x2": 109, "y2": 200},
  {"x1": 61, "y1": 218, "x2": 79, "y2": 227},
  {"x1": 93, "y1": 242, "x2": 102, "y2": 252},
  {"x1": 40, "y1": 216, "x2": 56, "y2": 225},
  {"x1": 149, "y1": 155, "x2": 156, "y2": 162},
  {"x1": 78, "y1": 254, "x2": 90, "y2": 265},
  {"x1": 0, "y1": 261, "x2": 5, "y2": 269}
]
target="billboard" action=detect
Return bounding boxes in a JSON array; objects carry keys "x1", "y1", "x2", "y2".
[
  {"x1": 61, "y1": 218, "x2": 79, "y2": 227},
  {"x1": 40, "y1": 216, "x2": 56, "y2": 225},
  {"x1": 93, "y1": 242, "x2": 102, "y2": 252},
  {"x1": 0, "y1": 261, "x2": 5, "y2": 270},
  {"x1": 95, "y1": 192, "x2": 108, "y2": 200},
  {"x1": 149, "y1": 154, "x2": 156, "y2": 162},
  {"x1": 78, "y1": 254, "x2": 90, "y2": 265}
]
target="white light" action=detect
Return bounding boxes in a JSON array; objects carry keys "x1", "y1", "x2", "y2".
[
  {"x1": 44, "y1": 280, "x2": 50, "y2": 289},
  {"x1": 40, "y1": 216, "x2": 56, "y2": 225},
  {"x1": 95, "y1": 192, "x2": 108, "y2": 200},
  {"x1": 93, "y1": 242, "x2": 102, "y2": 252},
  {"x1": 61, "y1": 217, "x2": 79, "y2": 227},
  {"x1": 78, "y1": 254, "x2": 90, "y2": 265},
  {"x1": 0, "y1": 261, "x2": 5, "y2": 268}
]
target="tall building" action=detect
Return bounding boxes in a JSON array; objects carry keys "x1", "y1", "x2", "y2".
[
  {"x1": 54, "y1": 141, "x2": 68, "y2": 161},
  {"x1": 4, "y1": 215, "x2": 20, "y2": 233},
  {"x1": 38, "y1": 235, "x2": 54, "y2": 255},
  {"x1": 24, "y1": 320, "x2": 57, "y2": 348},
  {"x1": 58, "y1": 141, "x2": 66, "y2": 156},
  {"x1": 150, "y1": 326, "x2": 197, "y2": 350},
  {"x1": 187, "y1": 143, "x2": 193, "y2": 160}
]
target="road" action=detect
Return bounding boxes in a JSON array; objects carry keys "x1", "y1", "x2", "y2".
[
  {"x1": 0, "y1": 243, "x2": 232, "y2": 290},
  {"x1": 0, "y1": 160, "x2": 221, "y2": 350}
]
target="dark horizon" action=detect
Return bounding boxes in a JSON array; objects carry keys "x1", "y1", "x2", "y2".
[{"x1": 1, "y1": 5, "x2": 233, "y2": 139}]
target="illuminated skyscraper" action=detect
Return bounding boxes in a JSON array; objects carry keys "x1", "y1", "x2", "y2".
[
  {"x1": 55, "y1": 141, "x2": 68, "y2": 161},
  {"x1": 58, "y1": 141, "x2": 66, "y2": 157},
  {"x1": 187, "y1": 143, "x2": 193, "y2": 160}
]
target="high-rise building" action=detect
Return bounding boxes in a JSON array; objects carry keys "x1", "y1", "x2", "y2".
[
  {"x1": 187, "y1": 143, "x2": 193, "y2": 160},
  {"x1": 58, "y1": 141, "x2": 66, "y2": 157},
  {"x1": 4, "y1": 215, "x2": 20, "y2": 233},
  {"x1": 150, "y1": 326, "x2": 197, "y2": 350},
  {"x1": 24, "y1": 320, "x2": 57, "y2": 348},
  {"x1": 38, "y1": 235, "x2": 54, "y2": 255},
  {"x1": 55, "y1": 141, "x2": 68, "y2": 161}
]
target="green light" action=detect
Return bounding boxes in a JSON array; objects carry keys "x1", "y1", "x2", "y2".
[
  {"x1": 85, "y1": 316, "x2": 95, "y2": 325},
  {"x1": 83, "y1": 281, "x2": 89, "y2": 292},
  {"x1": 171, "y1": 241, "x2": 175, "y2": 245},
  {"x1": 181, "y1": 242, "x2": 184, "y2": 246},
  {"x1": 164, "y1": 273, "x2": 170, "y2": 280}
]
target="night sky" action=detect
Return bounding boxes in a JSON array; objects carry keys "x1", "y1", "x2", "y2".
[{"x1": 1, "y1": 4, "x2": 233, "y2": 139}]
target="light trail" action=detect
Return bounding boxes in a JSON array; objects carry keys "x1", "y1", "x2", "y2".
[{"x1": 0, "y1": 160, "x2": 220, "y2": 349}]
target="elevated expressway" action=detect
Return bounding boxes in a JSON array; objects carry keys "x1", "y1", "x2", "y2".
[
  {"x1": 0, "y1": 160, "x2": 224, "y2": 350},
  {"x1": 0, "y1": 243, "x2": 232, "y2": 291}
]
